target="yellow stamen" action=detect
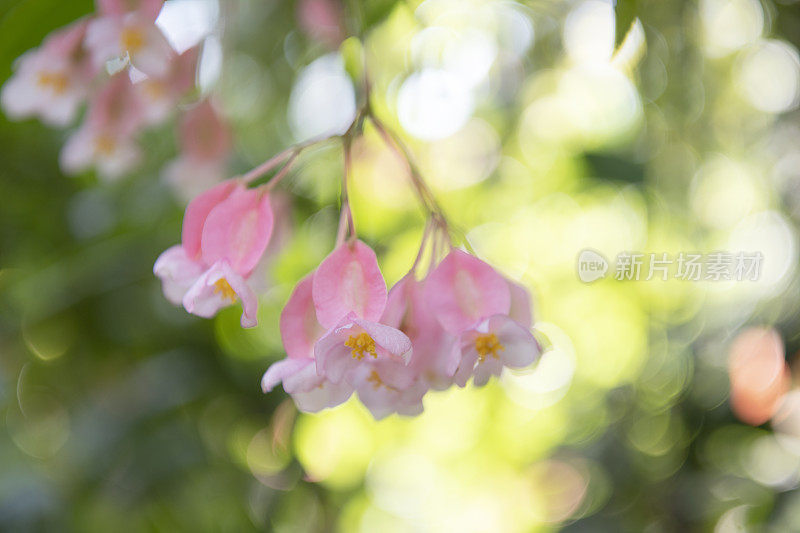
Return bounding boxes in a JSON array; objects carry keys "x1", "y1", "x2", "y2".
[
  {"x1": 37, "y1": 71, "x2": 69, "y2": 94},
  {"x1": 345, "y1": 332, "x2": 377, "y2": 360},
  {"x1": 366, "y1": 371, "x2": 397, "y2": 391},
  {"x1": 213, "y1": 278, "x2": 237, "y2": 302},
  {"x1": 475, "y1": 333, "x2": 504, "y2": 363},
  {"x1": 94, "y1": 135, "x2": 116, "y2": 155},
  {"x1": 120, "y1": 27, "x2": 145, "y2": 53}
]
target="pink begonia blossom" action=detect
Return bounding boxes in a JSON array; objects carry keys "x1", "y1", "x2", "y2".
[
  {"x1": 60, "y1": 73, "x2": 146, "y2": 179},
  {"x1": 452, "y1": 314, "x2": 541, "y2": 387},
  {"x1": 199, "y1": 186, "x2": 274, "y2": 277},
  {"x1": 154, "y1": 180, "x2": 275, "y2": 327},
  {"x1": 135, "y1": 46, "x2": 200, "y2": 124},
  {"x1": 314, "y1": 312, "x2": 412, "y2": 383},
  {"x1": 382, "y1": 273, "x2": 458, "y2": 390},
  {"x1": 182, "y1": 260, "x2": 259, "y2": 327},
  {"x1": 262, "y1": 240, "x2": 427, "y2": 418},
  {"x1": 86, "y1": 1, "x2": 174, "y2": 78},
  {"x1": 261, "y1": 275, "x2": 353, "y2": 412},
  {"x1": 426, "y1": 249, "x2": 540, "y2": 387},
  {"x1": 163, "y1": 98, "x2": 231, "y2": 200},
  {"x1": 1, "y1": 20, "x2": 94, "y2": 126},
  {"x1": 424, "y1": 249, "x2": 511, "y2": 335}
]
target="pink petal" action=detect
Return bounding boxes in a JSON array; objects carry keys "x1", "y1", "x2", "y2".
[
  {"x1": 312, "y1": 240, "x2": 387, "y2": 329},
  {"x1": 200, "y1": 187, "x2": 275, "y2": 276},
  {"x1": 453, "y1": 342, "x2": 477, "y2": 388},
  {"x1": 97, "y1": 0, "x2": 164, "y2": 20},
  {"x1": 350, "y1": 363, "x2": 426, "y2": 420},
  {"x1": 351, "y1": 316, "x2": 412, "y2": 362},
  {"x1": 425, "y1": 249, "x2": 510, "y2": 335},
  {"x1": 43, "y1": 20, "x2": 89, "y2": 56},
  {"x1": 153, "y1": 244, "x2": 204, "y2": 305},
  {"x1": 85, "y1": 17, "x2": 123, "y2": 70},
  {"x1": 180, "y1": 180, "x2": 238, "y2": 259},
  {"x1": 313, "y1": 323, "x2": 354, "y2": 382},
  {"x1": 261, "y1": 358, "x2": 311, "y2": 392},
  {"x1": 280, "y1": 274, "x2": 325, "y2": 360},
  {"x1": 507, "y1": 278, "x2": 533, "y2": 329},
  {"x1": 59, "y1": 127, "x2": 94, "y2": 175},
  {"x1": 169, "y1": 45, "x2": 200, "y2": 95},
  {"x1": 130, "y1": 23, "x2": 175, "y2": 78},
  {"x1": 179, "y1": 99, "x2": 231, "y2": 162},
  {"x1": 487, "y1": 314, "x2": 541, "y2": 368},
  {"x1": 85, "y1": 73, "x2": 145, "y2": 136},
  {"x1": 291, "y1": 380, "x2": 353, "y2": 412},
  {"x1": 381, "y1": 273, "x2": 413, "y2": 329},
  {"x1": 182, "y1": 261, "x2": 259, "y2": 327}
]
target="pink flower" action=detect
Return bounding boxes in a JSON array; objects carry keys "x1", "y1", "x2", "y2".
[
  {"x1": 314, "y1": 312, "x2": 412, "y2": 383},
  {"x1": 154, "y1": 180, "x2": 275, "y2": 327},
  {"x1": 1, "y1": 20, "x2": 94, "y2": 126},
  {"x1": 177, "y1": 99, "x2": 232, "y2": 162},
  {"x1": 162, "y1": 99, "x2": 231, "y2": 200},
  {"x1": 198, "y1": 185, "x2": 274, "y2": 277},
  {"x1": 86, "y1": 1, "x2": 173, "y2": 77},
  {"x1": 348, "y1": 359, "x2": 427, "y2": 419},
  {"x1": 424, "y1": 249, "x2": 511, "y2": 335},
  {"x1": 263, "y1": 239, "x2": 420, "y2": 419},
  {"x1": 452, "y1": 314, "x2": 541, "y2": 387},
  {"x1": 60, "y1": 73, "x2": 146, "y2": 179},
  {"x1": 135, "y1": 46, "x2": 200, "y2": 124},
  {"x1": 261, "y1": 275, "x2": 353, "y2": 412},
  {"x1": 382, "y1": 273, "x2": 458, "y2": 390},
  {"x1": 426, "y1": 249, "x2": 540, "y2": 387},
  {"x1": 183, "y1": 260, "x2": 259, "y2": 327}
]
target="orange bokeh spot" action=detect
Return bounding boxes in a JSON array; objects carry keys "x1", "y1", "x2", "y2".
[{"x1": 728, "y1": 326, "x2": 790, "y2": 426}]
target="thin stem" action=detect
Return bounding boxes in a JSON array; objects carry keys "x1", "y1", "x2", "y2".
[
  {"x1": 411, "y1": 220, "x2": 433, "y2": 272},
  {"x1": 265, "y1": 151, "x2": 300, "y2": 191},
  {"x1": 368, "y1": 116, "x2": 446, "y2": 220},
  {"x1": 339, "y1": 136, "x2": 356, "y2": 244},
  {"x1": 240, "y1": 147, "x2": 293, "y2": 184},
  {"x1": 240, "y1": 133, "x2": 340, "y2": 184}
]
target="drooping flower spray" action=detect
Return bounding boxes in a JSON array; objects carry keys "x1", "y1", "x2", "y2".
[{"x1": 2, "y1": 1, "x2": 543, "y2": 420}]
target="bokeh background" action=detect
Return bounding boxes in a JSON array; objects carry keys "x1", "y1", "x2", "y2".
[{"x1": 3, "y1": 0, "x2": 800, "y2": 530}]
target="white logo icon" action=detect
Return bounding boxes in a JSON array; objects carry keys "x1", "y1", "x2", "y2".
[{"x1": 577, "y1": 249, "x2": 608, "y2": 283}]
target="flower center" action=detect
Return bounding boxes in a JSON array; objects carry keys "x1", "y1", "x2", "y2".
[
  {"x1": 366, "y1": 370, "x2": 397, "y2": 391},
  {"x1": 213, "y1": 278, "x2": 237, "y2": 302},
  {"x1": 120, "y1": 27, "x2": 145, "y2": 53},
  {"x1": 94, "y1": 134, "x2": 116, "y2": 155},
  {"x1": 36, "y1": 71, "x2": 69, "y2": 94},
  {"x1": 475, "y1": 333, "x2": 504, "y2": 363},
  {"x1": 345, "y1": 332, "x2": 377, "y2": 360}
]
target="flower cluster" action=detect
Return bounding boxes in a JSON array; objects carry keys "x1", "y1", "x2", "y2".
[
  {"x1": 260, "y1": 224, "x2": 542, "y2": 419},
  {"x1": 1, "y1": 0, "x2": 229, "y2": 191},
  {"x1": 153, "y1": 107, "x2": 542, "y2": 419},
  {"x1": 154, "y1": 180, "x2": 275, "y2": 328}
]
